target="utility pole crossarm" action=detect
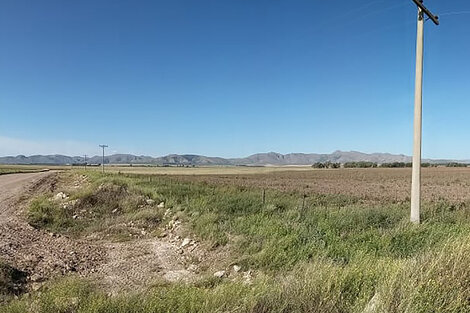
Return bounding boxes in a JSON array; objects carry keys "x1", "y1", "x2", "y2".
[{"x1": 412, "y1": 0, "x2": 439, "y2": 25}]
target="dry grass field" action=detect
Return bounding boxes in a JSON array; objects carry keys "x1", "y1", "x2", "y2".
[
  {"x1": 0, "y1": 165, "x2": 71, "y2": 175},
  {"x1": 103, "y1": 165, "x2": 313, "y2": 175}
]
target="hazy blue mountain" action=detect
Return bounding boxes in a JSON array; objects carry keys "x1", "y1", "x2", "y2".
[{"x1": 0, "y1": 151, "x2": 466, "y2": 166}]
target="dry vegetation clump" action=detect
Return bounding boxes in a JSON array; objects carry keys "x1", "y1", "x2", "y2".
[{"x1": 27, "y1": 174, "x2": 166, "y2": 240}]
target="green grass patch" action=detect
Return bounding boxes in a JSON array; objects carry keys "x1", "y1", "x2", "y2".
[{"x1": 28, "y1": 196, "x2": 72, "y2": 232}]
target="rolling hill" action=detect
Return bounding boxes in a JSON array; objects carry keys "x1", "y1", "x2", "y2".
[{"x1": 0, "y1": 151, "x2": 466, "y2": 166}]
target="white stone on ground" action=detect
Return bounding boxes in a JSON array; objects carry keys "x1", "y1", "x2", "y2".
[
  {"x1": 181, "y1": 238, "x2": 191, "y2": 248},
  {"x1": 213, "y1": 270, "x2": 226, "y2": 278}
]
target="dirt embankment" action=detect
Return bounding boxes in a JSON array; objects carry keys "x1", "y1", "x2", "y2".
[
  {"x1": 0, "y1": 172, "x2": 105, "y2": 292},
  {"x1": 0, "y1": 172, "x2": 228, "y2": 296}
]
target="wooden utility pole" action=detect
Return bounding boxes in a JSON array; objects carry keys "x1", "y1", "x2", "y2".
[
  {"x1": 410, "y1": 0, "x2": 439, "y2": 224},
  {"x1": 99, "y1": 145, "x2": 108, "y2": 173}
]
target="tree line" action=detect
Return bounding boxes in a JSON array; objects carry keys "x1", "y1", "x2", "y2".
[{"x1": 312, "y1": 162, "x2": 468, "y2": 168}]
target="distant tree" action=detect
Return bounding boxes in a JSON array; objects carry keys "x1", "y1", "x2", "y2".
[
  {"x1": 446, "y1": 162, "x2": 468, "y2": 167},
  {"x1": 343, "y1": 162, "x2": 377, "y2": 168},
  {"x1": 328, "y1": 162, "x2": 341, "y2": 169},
  {"x1": 312, "y1": 162, "x2": 340, "y2": 169},
  {"x1": 380, "y1": 162, "x2": 412, "y2": 168}
]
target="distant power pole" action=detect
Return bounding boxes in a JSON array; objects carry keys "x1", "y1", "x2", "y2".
[
  {"x1": 410, "y1": 0, "x2": 439, "y2": 224},
  {"x1": 99, "y1": 145, "x2": 108, "y2": 173},
  {"x1": 84, "y1": 154, "x2": 87, "y2": 170}
]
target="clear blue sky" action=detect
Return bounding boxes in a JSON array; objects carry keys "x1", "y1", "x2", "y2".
[{"x1": 1, "y1": 0, "x2": 469, "y2": 158}]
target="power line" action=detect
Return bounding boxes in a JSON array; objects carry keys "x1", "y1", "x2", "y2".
[
  {"x1": 439, "y1": 11, "x2": 470, "y2": 17},
  {"x1": 315, "y1": 1, "x2": 402, "y2": 33},
  {"x1": 335, "y1": 0, "x2": 387, "y2": 20},
  {"x1": 322, "y1": 2, "x2": 408, "y2": 35},
  {"x1": 354, "y1": 2, "x2": 408, "y2": 21}
]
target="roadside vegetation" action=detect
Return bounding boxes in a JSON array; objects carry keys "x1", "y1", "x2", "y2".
[
  {"x1": 3, "y1": 170, "x2": 470, "y2": 312},
  {"x1": 0, "y1": 166, "x2": 49, "y2": 175},
  {"x1": 26, "y1": 178, "x2": 165, "y2": 240}
]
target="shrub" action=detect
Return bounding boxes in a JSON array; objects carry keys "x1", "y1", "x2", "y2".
[{"x1": 28, "y1": 196, "x2": 71, "y2": 231}]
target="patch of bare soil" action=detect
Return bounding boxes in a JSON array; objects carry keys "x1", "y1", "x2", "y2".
[
  {"x1": 92, "y1": 239, "x2": 192, "y2": 293},
  {"x1": 89, "y1": 209, "x2": 214, "y2": 293}
]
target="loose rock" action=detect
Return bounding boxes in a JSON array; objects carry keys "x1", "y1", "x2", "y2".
[
  {"x1": 181, "y1": 238, "x2": 191, "y2": 248},
  {"x1": 213, "y1": 270, "x2": 226, "y2": 278},
  {"x1": 243, "y1": 270, "x2": 253, "y2": 285},
  {"x1": 53, "y1": 192, "x2": 68, "y2": 201}
]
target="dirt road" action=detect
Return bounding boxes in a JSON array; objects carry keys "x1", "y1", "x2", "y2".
[
  {"x1": 0, "y1": 172, "x2": 104, "y2": 287},
  {"x1": 0, "y1": 172, "x2": 51, "y2": 218}
]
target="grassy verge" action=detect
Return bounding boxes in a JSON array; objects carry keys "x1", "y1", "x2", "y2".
[
  {"x1": 3, "y1": 238, "x2": 470, "y2": 312},
  {"x1": 27, "y1": 173, "x2": 166, "y2": 240},
  {"x1": 8, "y1": 170, "x2": 470, "y2": 312},
  {"x1": 0, "y1": 168, "x2": 47, "y2": 175}
]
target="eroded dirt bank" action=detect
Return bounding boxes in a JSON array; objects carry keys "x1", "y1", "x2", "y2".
[
  {"x1": 0, "y1": 172, "x2": 224, "y2": 295},
  {"x1": 0, "y1": 172, "x2": 105, "y2": 291}
]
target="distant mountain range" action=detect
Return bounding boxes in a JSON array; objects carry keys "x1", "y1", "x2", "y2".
[{"x1": 0, "y1": 151, "x2": 467, "y2": 166}]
